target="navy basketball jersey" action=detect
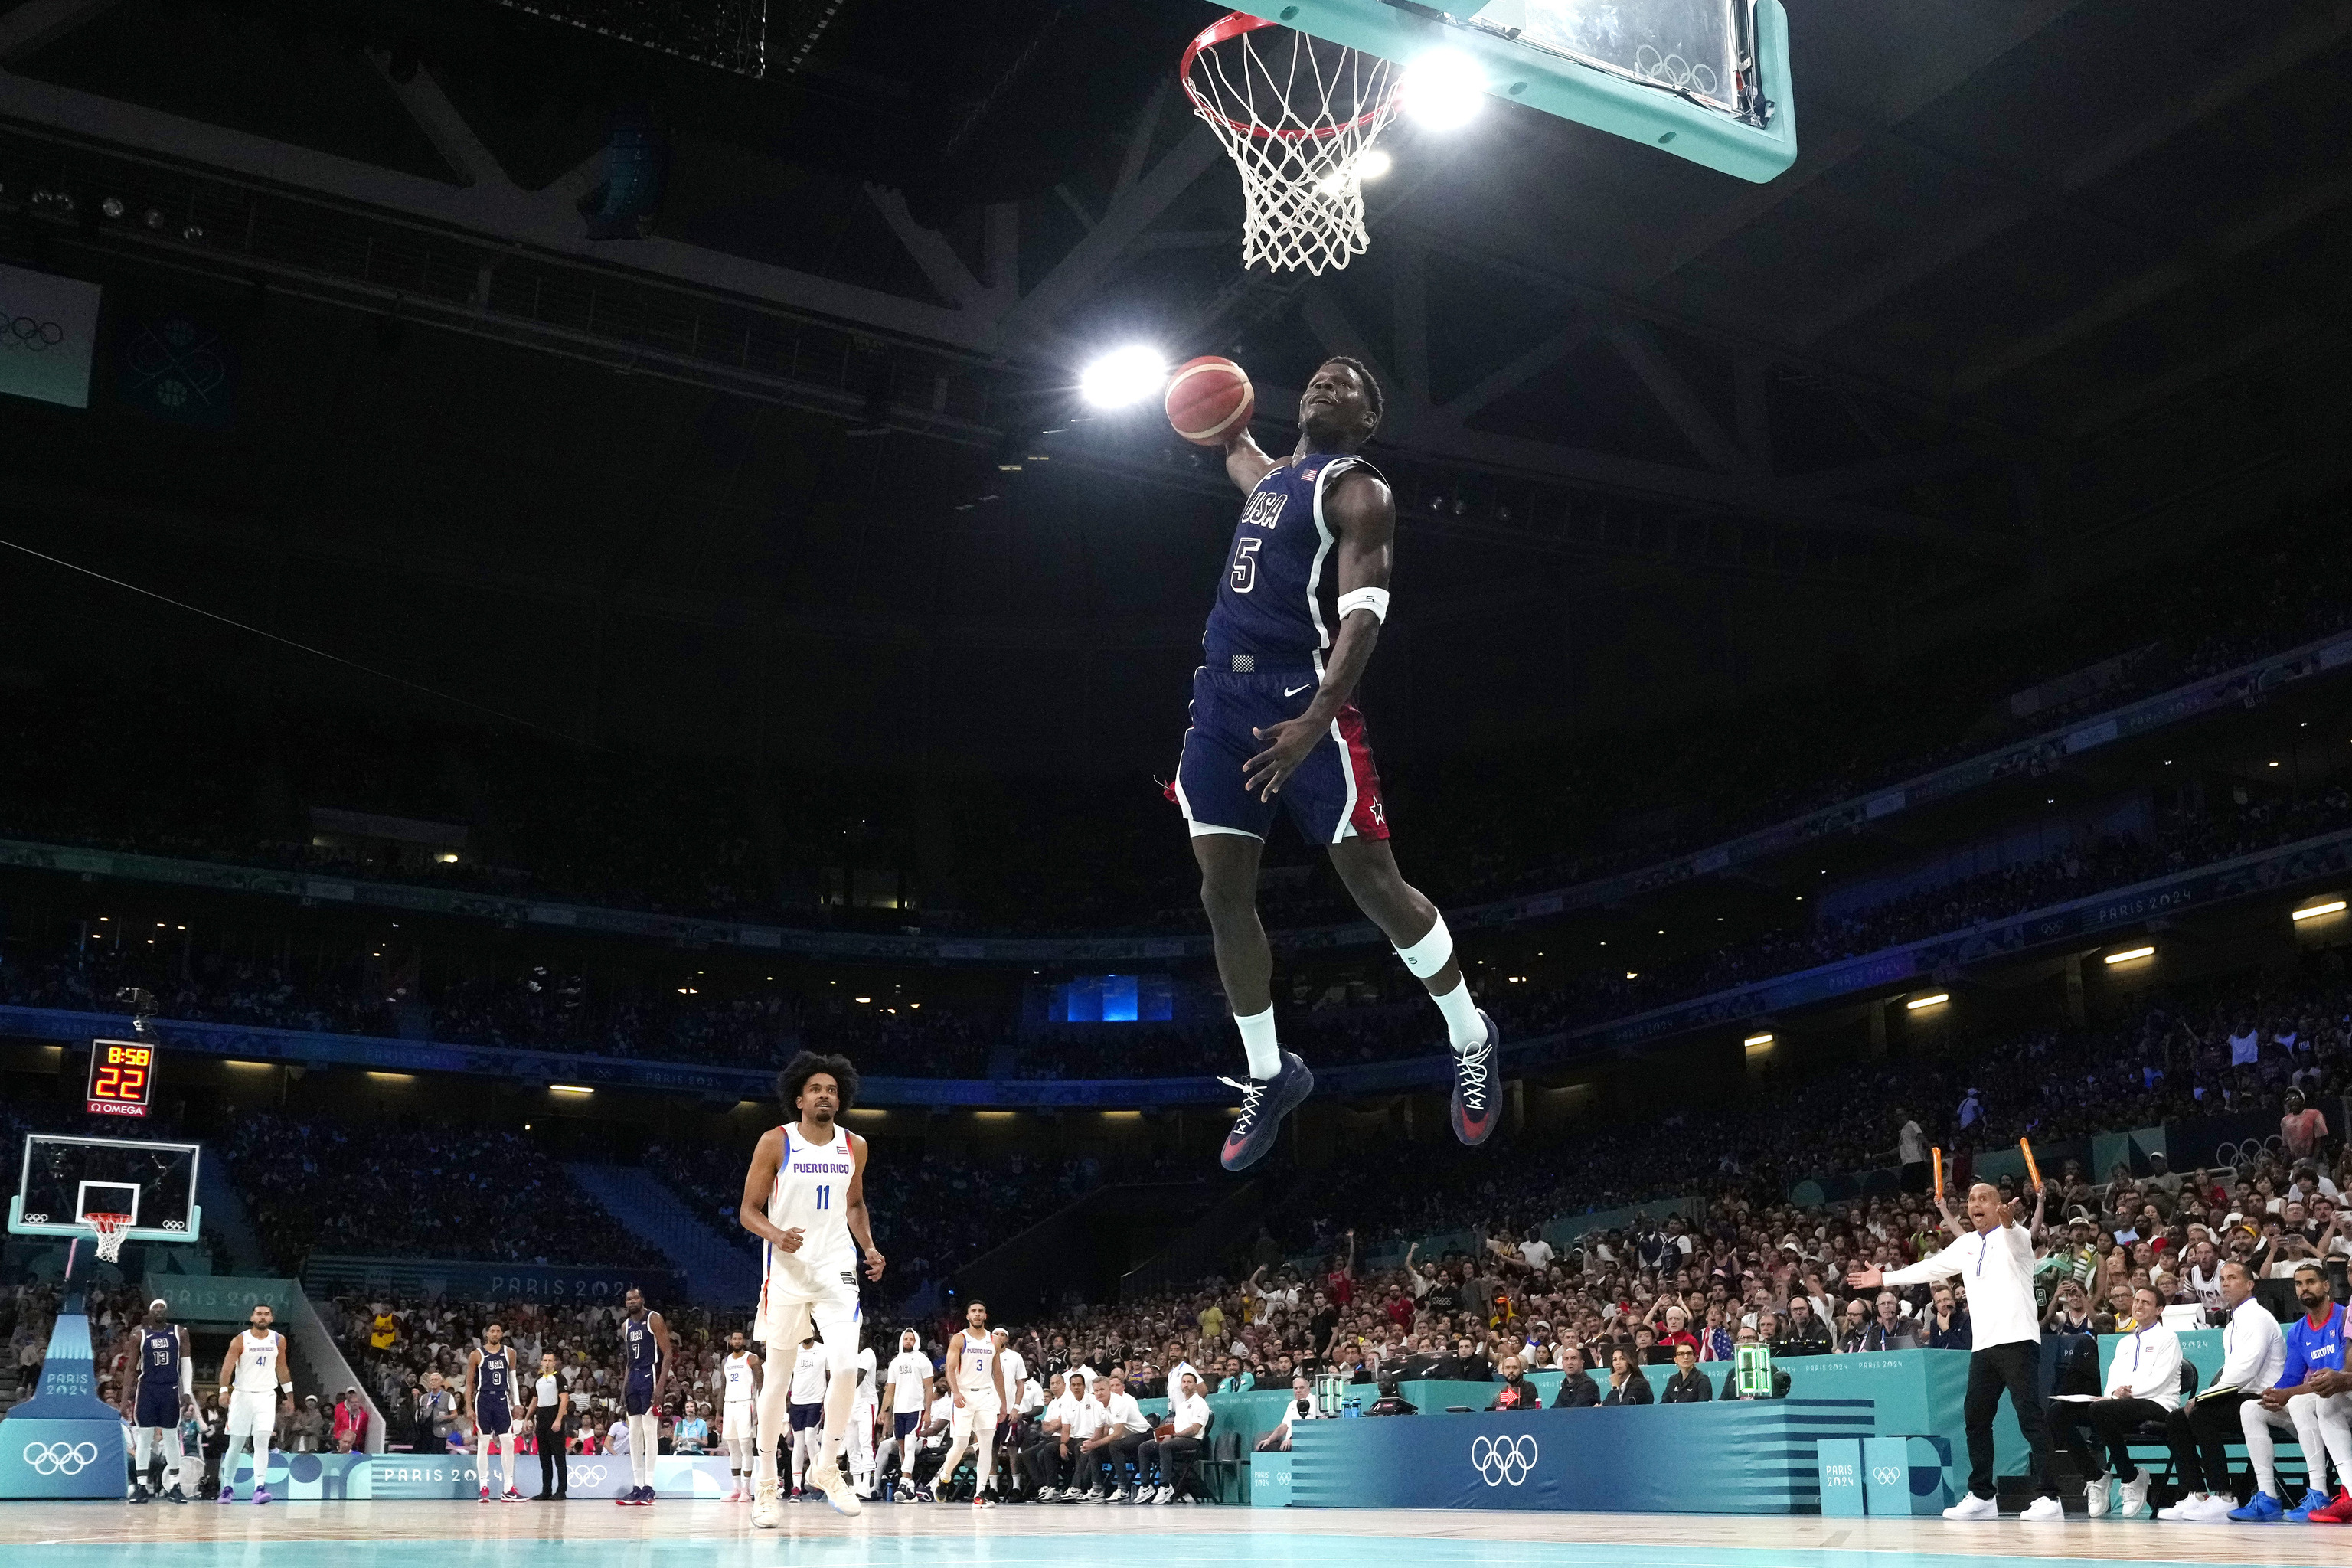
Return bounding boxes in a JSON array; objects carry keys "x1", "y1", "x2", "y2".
[
  {"x1": 1202, "y1": 454, "x2": 1385, "y2": 670},
  {"x1": 624, "y1": 1316, "x2": 657, "y2": 1387},
  {"x1": 139, "y1": 1326, "x2": 180, "y2": 1392},
  {"x1": 478, "y1": 1347, "x2": 514, "y2": 1419}
]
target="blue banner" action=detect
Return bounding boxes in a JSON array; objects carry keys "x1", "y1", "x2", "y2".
[
  {"x1": 301, "y1": 1255, "x2": 683, "y2": 1304},
  {"x1": 220, "y1": 1449, "x2": 734, "y2": 1500}
]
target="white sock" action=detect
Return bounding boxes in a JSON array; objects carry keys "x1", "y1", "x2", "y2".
[
  {"x1": 221, "y1": 1436, "x2": 250, "y2": 1491},
  {"x1": 478, "y1": 1433, "x2": 493, "y2": 1488},
  {"x1": 1234, "y1": 1006, "x2": 1281, "y2": 1080},
  {"x1": 135, "y1": 1427, "x2": 154, "y2": 1488},
  {"x1": 162, "y1": 1428, "x2": 184, "y2": 1491},
  {"x1": 503, "y1": 1440, "x2": 517, "y2": 1492},
  {"x1": 1432, "y1": 978, "x2": 1485, "y2": 1051},
  {"x1": 630, "y1": 1414, "x2": 656, "y2": 1487}
]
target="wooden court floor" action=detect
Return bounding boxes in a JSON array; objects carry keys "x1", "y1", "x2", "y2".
[{"x1": 2, "y1": 1498, "x2": 2331, "y2": 1566}]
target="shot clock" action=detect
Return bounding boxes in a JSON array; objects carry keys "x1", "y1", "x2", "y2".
[{"x1": 86, "y1": 1038, "x2": 156, "y2": 1118}]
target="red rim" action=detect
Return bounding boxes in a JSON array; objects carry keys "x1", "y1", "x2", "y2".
[{"x1": 1180, "y1": 9, "x2": 1400, "y2": 145}]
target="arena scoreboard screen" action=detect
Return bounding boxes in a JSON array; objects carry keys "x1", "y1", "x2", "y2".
[{"x1": 86, "y1": 1037, "x2": 156, "y2": 1118}]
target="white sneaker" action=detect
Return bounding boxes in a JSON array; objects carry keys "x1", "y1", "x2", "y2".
[
  {"x1": 2118, "y1": 1474, "x2": 2152, "y2": 1518},
  {"x1": 1156, "y1": 1485, "x2": 1175, "y2": 1504},
  {"x1": 2158, "y1": 1492, "x2": 2212, "y2": 1520},
  {"x1": 812, "y1": 1461, "x2": 864, "y2": 1518},
  {"x1": 2082, "y1": 1475, "x2": 2111, "y2": 1518},
  {"x1": 1944, "y1": 1492, "x2": 1999, "y2": 1521},
  {"x1": 2020, "y1": 1496, "x2": 2064, "y2": 1522},
  {"x1": 750, "y1": 1483, "x2": 782, "y2": 1530}
]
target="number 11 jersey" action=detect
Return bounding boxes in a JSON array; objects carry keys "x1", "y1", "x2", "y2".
[{"x1": 766, "y1": 1124, "x2": 857, "y2": 1295}]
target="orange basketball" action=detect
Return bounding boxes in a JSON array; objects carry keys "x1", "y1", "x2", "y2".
[{"x1": 1165, "y1": 355, "x2": 1254, "y2": 446}]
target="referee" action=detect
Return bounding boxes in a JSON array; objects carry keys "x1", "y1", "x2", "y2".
[
  {"x1": 528, "y1": 1351, "x2": 570, "y2": 1500},
  {"x1": 1847, "y1": 1179, "x2": 2060, "y2": 1522}
]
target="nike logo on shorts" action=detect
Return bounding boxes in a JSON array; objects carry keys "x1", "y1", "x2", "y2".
[{"x1": 1284, "y1": 683, "x2": 1312, "y2": 697}]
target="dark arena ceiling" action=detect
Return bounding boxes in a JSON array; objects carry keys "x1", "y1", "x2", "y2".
[{"x1": 1, "y1": 0, "x2": 2349, "y2": 774}]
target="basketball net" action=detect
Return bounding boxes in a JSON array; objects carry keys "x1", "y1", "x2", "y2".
[
  {"x1": 1182, "y1": 12, "x2": 1400, "y2": 275},
  {"x1": 87, "y1": 1213, "x2": 132, "y2": 1264}
]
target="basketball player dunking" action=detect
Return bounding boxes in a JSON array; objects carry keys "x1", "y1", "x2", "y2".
[
  {"x1": 614, "y1": 1287, "x2": 675, "y2": 1506},
  {"x1": 125, "y1": 1296, "x2": 193, "y2": 1503},
  {"x1": 933, "y1": 1299, "x2": 1014, "y2": 1507},
  {"x1": 215, "y1": 1304, "x2": 291, "y2": 1505},
  {"x1": 466, "y1": 1322, "x2": 526, "y2": 1503},
  {"x1": 1174, "y1": 357, "x2": 1499, "y2": 1171},
  {"x1": 740, "y1": 1050, "x2": 887, "y2": 1525}
]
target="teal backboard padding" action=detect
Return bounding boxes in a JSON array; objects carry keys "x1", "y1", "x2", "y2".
[{"x1": 1220, "y1": 1, "x2": 1798, "y2": 183}]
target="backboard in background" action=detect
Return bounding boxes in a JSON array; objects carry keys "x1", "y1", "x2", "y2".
[
  {"x1": 1223, "y1": 0, "x2": 1797, "y2": 182},
  {"x1": 9, "y1": 1133, "x2": 203, "y2": 1243}
]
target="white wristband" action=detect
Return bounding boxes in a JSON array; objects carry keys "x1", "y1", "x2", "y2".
[{"x1": 1337, "y1": 586, "x2": 1390, "y2": 623}]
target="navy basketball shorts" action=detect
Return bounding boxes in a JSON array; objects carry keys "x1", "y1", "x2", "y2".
[
  {"x1": 789, "y1": 1400, "x2": 825, "y2": 1432},
  {"x1": 1174, "y1": 665, "x2": 1389, "y2": 843},
  {"x1": 624, "y1": 1377, "x2": 655, "y2": 1417},
  {"x1": 136, "y1": 1383, "x2": 180, "y2": 1429},
  {"x1": 893, "y1": 1410, "x2": 923, "y2": 1441}
]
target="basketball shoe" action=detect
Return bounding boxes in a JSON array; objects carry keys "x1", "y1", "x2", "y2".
[
  {"x1": 811, "y1": 1458, "x2": 863, "y2": 1517},
  {"x1": 1220, "y1": 1053, "x2": 1313, "y2": 1171},
  {"x1": 750, "y1": 1481, "x2": 782, "y2": 1529},
  {"x1": 1447, "y1": 1011, "x2": 1500, "y2": 1146}
]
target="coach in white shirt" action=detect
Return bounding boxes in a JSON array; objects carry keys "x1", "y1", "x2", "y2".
[
  {"x1": 1849, "y1": 1180, "x2": 2061, "y2": 1521},
  {"x1": 1139, "y1": 1370, "x2": 1212, "y2": 1504},
  {"x1": 2158, "y1": 1260, "x2": 2285, "y2": 1521},
  {"x1": 2047, "y1": 1286, "x2": 2182, "y2": 1518},
  {"x1": 1080, "y1": 1370, "x2": 1152, "y2": 1501}
]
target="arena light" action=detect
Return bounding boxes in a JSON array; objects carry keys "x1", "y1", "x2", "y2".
[
  {"x1": 1357, "y1": 148, "x2": 1393, "y2": 180},
  {"x1": 1905, "y1": 993, "x2": 1949, "y2": 1011},
  {"x1": 2102, "y1": 946, "x2": 2155, "y2": 965},
  {"x1": 1744, "y1": 1032, "x2": 1775, "y2": 1049},
  {"x1": 1079, "y1": 345, "x2": 1168, "y2": 408},
  {"x1": 366, "y1": 1071, "x2": 414, "y2": 1083},
  {"x1": 1400, "y1": 49, "x2": 1485, "y2": 130},
  {"x1": 436, "y1": 851, "x2": 459, "y2": 864},
  {"x1": 2294, "y1": 900, "x2": 2347, "y2": 921},
  {"x1": 550, "y1": 1083, "x2": 594, "y2": 1095}
]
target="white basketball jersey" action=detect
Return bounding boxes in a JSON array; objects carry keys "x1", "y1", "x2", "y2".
[
  {"x1": 723, "y1": 1352, "x2": 756, "y2": 1404},
  {"x1": 232, "y1": 1329, "x2": 280, "y2": 1393},
  {"x1": 766, "y1": 1124, "x2": 857, "y2": 1285},
  {"x1": 955, "y1": 1331, "x2": 996, "y2": 1394},
  {"x1": 854, "y1": 1345, "x2": 878, "y2": 1404}
]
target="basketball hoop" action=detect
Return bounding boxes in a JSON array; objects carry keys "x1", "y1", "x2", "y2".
[
  {"x1": 85, "y1": 1213, "x2": 132, "y2": 1264},
  {"x1": 1181, "y1": 11, "x2": 1401, "y2": 275}
]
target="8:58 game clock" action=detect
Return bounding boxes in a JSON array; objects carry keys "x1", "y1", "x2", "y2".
[{"x1": 86, "y1": 1038, "x2": 156, "y2": 1118}]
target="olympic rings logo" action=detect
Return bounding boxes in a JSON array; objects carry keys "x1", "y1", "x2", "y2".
[
  {"x1": 0, "y1": 314, "x2": 67, "y2": 351},
  {"x1": 1873, "y1": 1465, "x2": 1903, "y2": 1485},
  {"x1": 572, "y1": 1465, "x2": 608, "y2": 1486},
  {"x1": 1469, "y1": 1433, "x2": 1537, "y2": 1487},
  {"x1": 25, "y1": 1441, "x2": 99, "y2": 1475}
]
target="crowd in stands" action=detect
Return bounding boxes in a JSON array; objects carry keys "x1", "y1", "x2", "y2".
[
  {"x1": 644, "y1": 1138, "x2": 1118, "y2": 1308},
  {"x1": 215, "y1": 1110, "x2": 665, "y2": 1273},
  {"x1": 3, "y1": 503, "x2": 2348, "y2": 940},
  {"x1": 8, "y1": 770, "x2": 2348, "y2": 1086}
]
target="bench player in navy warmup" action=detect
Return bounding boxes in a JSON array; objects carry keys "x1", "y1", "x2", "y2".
[{"x1": 1174, "y1": 356, "x2": 1498, "y2": 1171}]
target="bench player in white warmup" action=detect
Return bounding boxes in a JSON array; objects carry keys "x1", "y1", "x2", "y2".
[
  {"x1": 873, "y1": 1328, "x2": 933, "y2": 1498},
  {"x1": 740, "y1": 1050, "x2": 886, "y2": 1524},
  {"x1": 215, "y1": 1303, "x2": 292, "y2": 1504},
  {"x1": 933, "y1": 1298, "x2": 1015, "y2": 1507},
  {"x1": 850, "y1": 1342, "x2": 881, "y2": 1496},
  {"x1": 721, "y1": 1328, "x2": 763, "y2": 1502}
]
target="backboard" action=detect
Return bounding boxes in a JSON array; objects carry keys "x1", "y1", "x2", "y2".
[
  {"x1": 9, "y1": 1133, "x2": 203, "y2": 1244},
  {"x1": 1223, "y1": 0, "x2": 1796, "y2": 183}
]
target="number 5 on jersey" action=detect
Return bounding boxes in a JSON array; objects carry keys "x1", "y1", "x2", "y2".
[{"x1": 1230, "y1": 536, "x2": 1263, "y2": 593}]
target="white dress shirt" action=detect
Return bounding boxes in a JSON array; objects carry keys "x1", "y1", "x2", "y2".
[
  {"x1": 2103, "y1": 1323, "x2": 2184, "y2": 1410},
  {"x1": 1880, "y1": 1222, "x2": 2040, "y2": 1350},
  {"x1": 2211, "y1": 1295, "x2": 2286, "y2": 1395}
]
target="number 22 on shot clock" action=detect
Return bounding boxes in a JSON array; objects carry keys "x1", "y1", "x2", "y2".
[{"x1": 87, "y1": 1037, "x2": 156, "y2": 1117}]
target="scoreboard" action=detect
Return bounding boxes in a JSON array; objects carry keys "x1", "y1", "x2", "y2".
[{"x1": 87, "y1": 1038, "x2": 157, "y2": 1118}]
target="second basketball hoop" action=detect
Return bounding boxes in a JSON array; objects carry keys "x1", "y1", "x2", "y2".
[{"x1": 1181, "y1": 11, "x2": 1402, "y2": 276}]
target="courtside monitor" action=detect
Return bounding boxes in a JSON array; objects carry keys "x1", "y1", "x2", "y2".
[
  {"x1": 9, "y1": 1132, "x2": 202, "y2": 1243},
  {"x1": 1224, "y1": 0, "x2": 1796, "y2": 183}
]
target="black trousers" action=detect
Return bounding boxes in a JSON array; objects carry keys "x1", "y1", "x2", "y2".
[
  {"x1": 2050, "y1": 1396, "x2": 2169, "y2": 1481},
  {"x1": 535, "y1": 1414, "x2": 568, "y2": 1497},
  {"x1": 2167, "y1": 1391, "x2": 2256, "y2": 1498},
  {"x1": 1020, "y1": 1438, "x2": 1069, "y2": 1490},
  {"x1": 1966, "y1": 1341, "x2": 2055, "y2": 1500},
  {"x1": 1148, "y1": 1434, "x2": 1204, "y2": 1497},
  {"x1": 1090, "y1": 1432, "x2": 1148, "y2": 1488}
]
